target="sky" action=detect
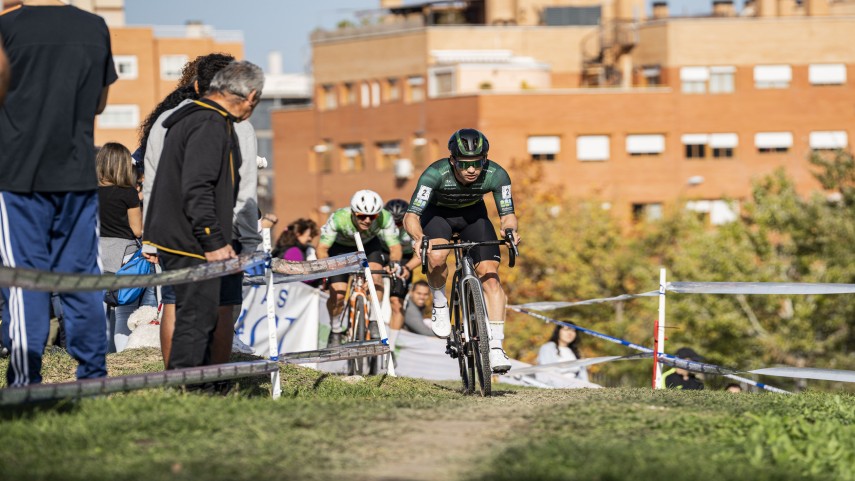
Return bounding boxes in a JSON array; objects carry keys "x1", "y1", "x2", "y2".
[
  {"x1": 125, "y1": 0, "x2": 736, "y2": 74},
  {"x1": 125, "y1": 0, "x2": 379, "y2": 73}
]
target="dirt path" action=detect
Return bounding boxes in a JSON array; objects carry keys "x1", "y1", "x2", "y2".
[{"x1": 357, "y1": 388, "x2": 571, "y2": 481}]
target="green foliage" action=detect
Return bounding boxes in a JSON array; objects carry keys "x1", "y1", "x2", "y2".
[
  {"x1": 470, "y1": 389, "x2": 855, "y2": 481},
  {"x1": 505, "y1": 152, "x2": 855, "y2": 389}
]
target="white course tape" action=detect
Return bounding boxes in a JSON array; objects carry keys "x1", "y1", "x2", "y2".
[
  {"x1": 748, "y1": 367, "x2": 855, "y2": 383},
  {"x1": 245, "y1": 252, "x2": 367, "y2": 285},
  {"x1": 667, "y1": 281, "x2": 855, "y2": 295},
  {"x1": 512, "y1": 291, "x2": 659, "y2": 311}
]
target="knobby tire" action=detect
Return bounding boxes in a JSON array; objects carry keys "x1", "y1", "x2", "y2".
[{"x1": 464, "y1": 278, "x2": 491, "y2": 397}]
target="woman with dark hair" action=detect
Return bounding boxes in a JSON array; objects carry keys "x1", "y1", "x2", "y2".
[
  {"x1": 272, "y1": 218, "x2": 319, "y2": 261},
  {"x1": 139, "y1": 52, "x2": 261, "y2": 369},
  {"x1": 97, "y1": 142, "x2": 143, "y2": 352},
  {"x1": 536, "y1": 323, "x2": 590, "y2": 382}
]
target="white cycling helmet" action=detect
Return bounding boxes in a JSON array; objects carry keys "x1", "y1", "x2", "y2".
[{"x1": 350, "y1": 190, "x2": 384, "y2": 215}]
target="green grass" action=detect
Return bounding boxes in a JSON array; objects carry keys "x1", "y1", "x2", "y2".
[
  {"x1": 1, "y1": 349, "x2": 854, "y2": 481},
  {"x1": 467, "y1": 389, "x2": 855, "y2": 481}
]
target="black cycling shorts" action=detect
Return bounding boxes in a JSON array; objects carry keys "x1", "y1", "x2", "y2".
[
  {"x1": 420, "y1": 201, "x2": 500, "y2": 265},
  {"x1": 325, "y1": 236, "x2": 387, "y2": 285}
]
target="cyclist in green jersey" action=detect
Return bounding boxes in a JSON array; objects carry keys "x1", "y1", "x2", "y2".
[
  {"x1": 318, "y1": 190, "x2": 403, "y2": 346},
  {"x1": 403, "y1": 128, "x2": 520, "y2": 373},
  {"x1": 381, "y1": 199, "x2": 424, "y2": 349}
]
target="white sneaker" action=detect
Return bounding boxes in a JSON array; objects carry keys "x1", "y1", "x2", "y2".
[
  {"x1": 431, "y1": 305, "x2": 451, "y2": 338},
  {"x1": 490, "y1": 348, "x2": 511, "y2": 373}
]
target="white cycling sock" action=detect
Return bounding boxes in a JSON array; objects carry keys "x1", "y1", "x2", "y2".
[
  {"x1": 489, "y1": 321, "x2": 504, "y2": 349},
  {"x1": 431, "y1": 287, "x2": 447, "y2": 308},
  {"x1": 389, "y1": 328, "x2": 400, "y2": 350}
]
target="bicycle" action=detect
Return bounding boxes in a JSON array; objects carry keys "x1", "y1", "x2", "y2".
[
  {"x1": 420, "y1": 229, "x2": 518, "y2": 396},
  {"x1": 338, "y1": 268, "x2": 393, "y2": 376}
]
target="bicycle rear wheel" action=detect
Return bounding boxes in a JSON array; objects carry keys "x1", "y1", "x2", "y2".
[{"x1": 464, "y1": 278, "x2": 491, "y2": 397}]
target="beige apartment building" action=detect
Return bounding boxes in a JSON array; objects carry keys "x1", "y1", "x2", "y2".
[
  {"x1": 272, "y1": 0, "x2": 855, "y2": 225},
  {"x1": 79, "y1": 0, "x2": 244, "y2": 150}
]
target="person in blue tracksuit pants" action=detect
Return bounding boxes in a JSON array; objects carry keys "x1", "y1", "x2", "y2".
[
  {"x1": 0, "y1": 193, "x2": 107, "y2": 384},
  {"x1": 0, "y1": 3, "x2": 117, "y2": 386}
]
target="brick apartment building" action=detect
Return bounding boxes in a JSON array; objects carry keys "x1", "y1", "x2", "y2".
[
  {"x1": 271, "y1": 0, "x2": 855, "y2": 225},
  {"x1": 80, "y1": 0, "x2": 244, "y2": 151}
]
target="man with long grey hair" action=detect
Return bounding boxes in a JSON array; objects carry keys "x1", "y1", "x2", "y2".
[{"x1": 143, "y1": 60, "x2": 264, "y2": 376}]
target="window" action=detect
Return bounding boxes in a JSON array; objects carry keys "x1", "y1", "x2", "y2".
[
  {"x1": 682, "y1": 134, "x2": 709, "y2": 159},
  {"x1": 809, "y1": 64, "x2": 846, "y2": 86},
  {"x1": 340, "y1": 144, "x2": 364, "y2": 173},
  {"x1": 680, "y1": 67, "x2": 709, "y2": 94},
  {"x1": 371, "y1": 81, "x2": 380, "y2": 107},
  {"x1": 809, "y1": 131, "x2": 848, "y2": 151},
  {"x1": 376, "y1": 141, "x2": 401, "y2": 171},
  {"x1": 407, "y1": 76, "x2": 425, "y2": 103},
  {"x1": 312, "y1": 142, "x2": 333, "y2": 173},
  {"x1": 114, "y1": 55, "x2": 138, "y2": 80},
  {"x1": 386, "y1": 78, "x2": 400, "y2": 101},
  {"x1": 430, "y1": 69, "x2": 454, "y2": 97},
  {"x1": 754, "y1": 65, "x2": 791, "y2": 89},
  {"x1": 360, "y1": 82, "x2": 370, "y2": 108},
  {"x1": 632, "y1": 203, "x2": 663, "y2": 222},
  {"x1": 686, "y1": 200, "x2": 738, "y2": 225},
  {"x1": 413, "y1": 137, "x2": 428, "y2": 168},
  {"x1": 626, "y1": 134, "x2": 665, "y2": 156},
  {"x1": 97, "y1": 104, "x2": 140, "y2": 129},
  {"x1": 710, "y1": 133, "x2": 738, "y2": 158},
  {"x1": 528, "y1": 135, "x2": 561, "y2": 161},
  {"x1": 322, "y1": 84, "x2": 337, "y2": 110},
  {"x1": 641, "y1": 65, "x2": 661, "y2": 86},
  {"x1": 160, "y1": 55, "x2": 187, "y2": 81},
  {"x1": 576, "y1": 135, "x2": 609, "y2": 161},
  {"x1": 342, "y1": 83, "x2": 356, "y2": 106},
  {"x1": 755, "y1": 132, "x2": 793, "y2": 153},
  {"x1": 709, "y1": 66, "x2": 735, "y2": 93}
]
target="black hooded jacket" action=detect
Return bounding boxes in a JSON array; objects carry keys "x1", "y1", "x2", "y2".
[{"x1": 143, "y1": 99, "x2": 242, "y2": 259}]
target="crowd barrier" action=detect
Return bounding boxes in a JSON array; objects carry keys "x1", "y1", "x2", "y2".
[
  {"x1": 0, "y1": 230, "x2": 396, "y2": 405},
  {"x1": 511, "y1": 268, "x2": 855, "y2": 392}
]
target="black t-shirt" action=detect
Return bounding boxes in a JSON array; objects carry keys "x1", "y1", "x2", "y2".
[
  {"x1": 99, "y1": 185, "x2": 140, "y2": 240},
  {"x1": 0, "y1": 5, "x2": 117, "y2": 193}
]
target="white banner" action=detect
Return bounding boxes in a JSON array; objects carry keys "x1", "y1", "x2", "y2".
[{"x1": 235, "y1": 282, "x2": 327, "y2": 357}]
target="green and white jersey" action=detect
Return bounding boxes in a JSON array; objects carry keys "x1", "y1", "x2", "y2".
[
  {"x1": 319, "y1": 208, "x2": 400, "y2": 247},
  {"x1": 407, "y1": 159, "x2": 515, "y2": 217}
]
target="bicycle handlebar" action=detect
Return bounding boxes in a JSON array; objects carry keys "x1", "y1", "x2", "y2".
[{"x1": 420, "y1": 231, "x2": 518, "y2": 274}]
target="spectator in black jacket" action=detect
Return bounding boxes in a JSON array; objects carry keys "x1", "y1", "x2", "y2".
[{"x1": 143, "y1": 60, "x2": 263, "y2": 372}]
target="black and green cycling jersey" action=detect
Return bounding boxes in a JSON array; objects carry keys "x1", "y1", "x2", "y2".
[{"x1": 406, "y1": 159, "x2": 515, "y2": 216}]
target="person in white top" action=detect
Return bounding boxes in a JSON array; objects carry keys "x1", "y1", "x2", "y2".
[{"x1": 536, "y1": 323, "x2": 589, "y2": 383}]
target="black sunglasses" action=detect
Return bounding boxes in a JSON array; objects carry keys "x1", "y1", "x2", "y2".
[
  {"x1": 454, "y1": 157, "x2": 486, "y2": 170},
  {"x1": 355, "y1": 213, "x2": 378, "y2": 221}
]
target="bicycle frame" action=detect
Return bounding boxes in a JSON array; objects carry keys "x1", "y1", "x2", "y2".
[{"x1": 421, "y1": 229, "x2": 518, "y2": 396}]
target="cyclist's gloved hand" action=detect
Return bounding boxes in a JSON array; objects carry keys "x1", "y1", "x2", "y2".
[{"x1": 389, "y1": 260, "x2": 403, "y2": 277}]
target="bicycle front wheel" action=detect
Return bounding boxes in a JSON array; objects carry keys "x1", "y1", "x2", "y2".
[
  {"x1": 463, "y1": 278, "x2": 491, "y2": 397},
  {"x1": 347, "y1": 296, "x2": 370, "y2": 376}
]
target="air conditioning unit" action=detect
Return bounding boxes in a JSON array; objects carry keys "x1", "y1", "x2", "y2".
[{"x1": 394, "y1": 158, "x2": 414, "y2": 179}]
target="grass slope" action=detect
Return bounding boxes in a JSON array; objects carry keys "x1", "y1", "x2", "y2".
[{"x1": 0, "y1": 349, "x2": 853, "y2": 481}]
